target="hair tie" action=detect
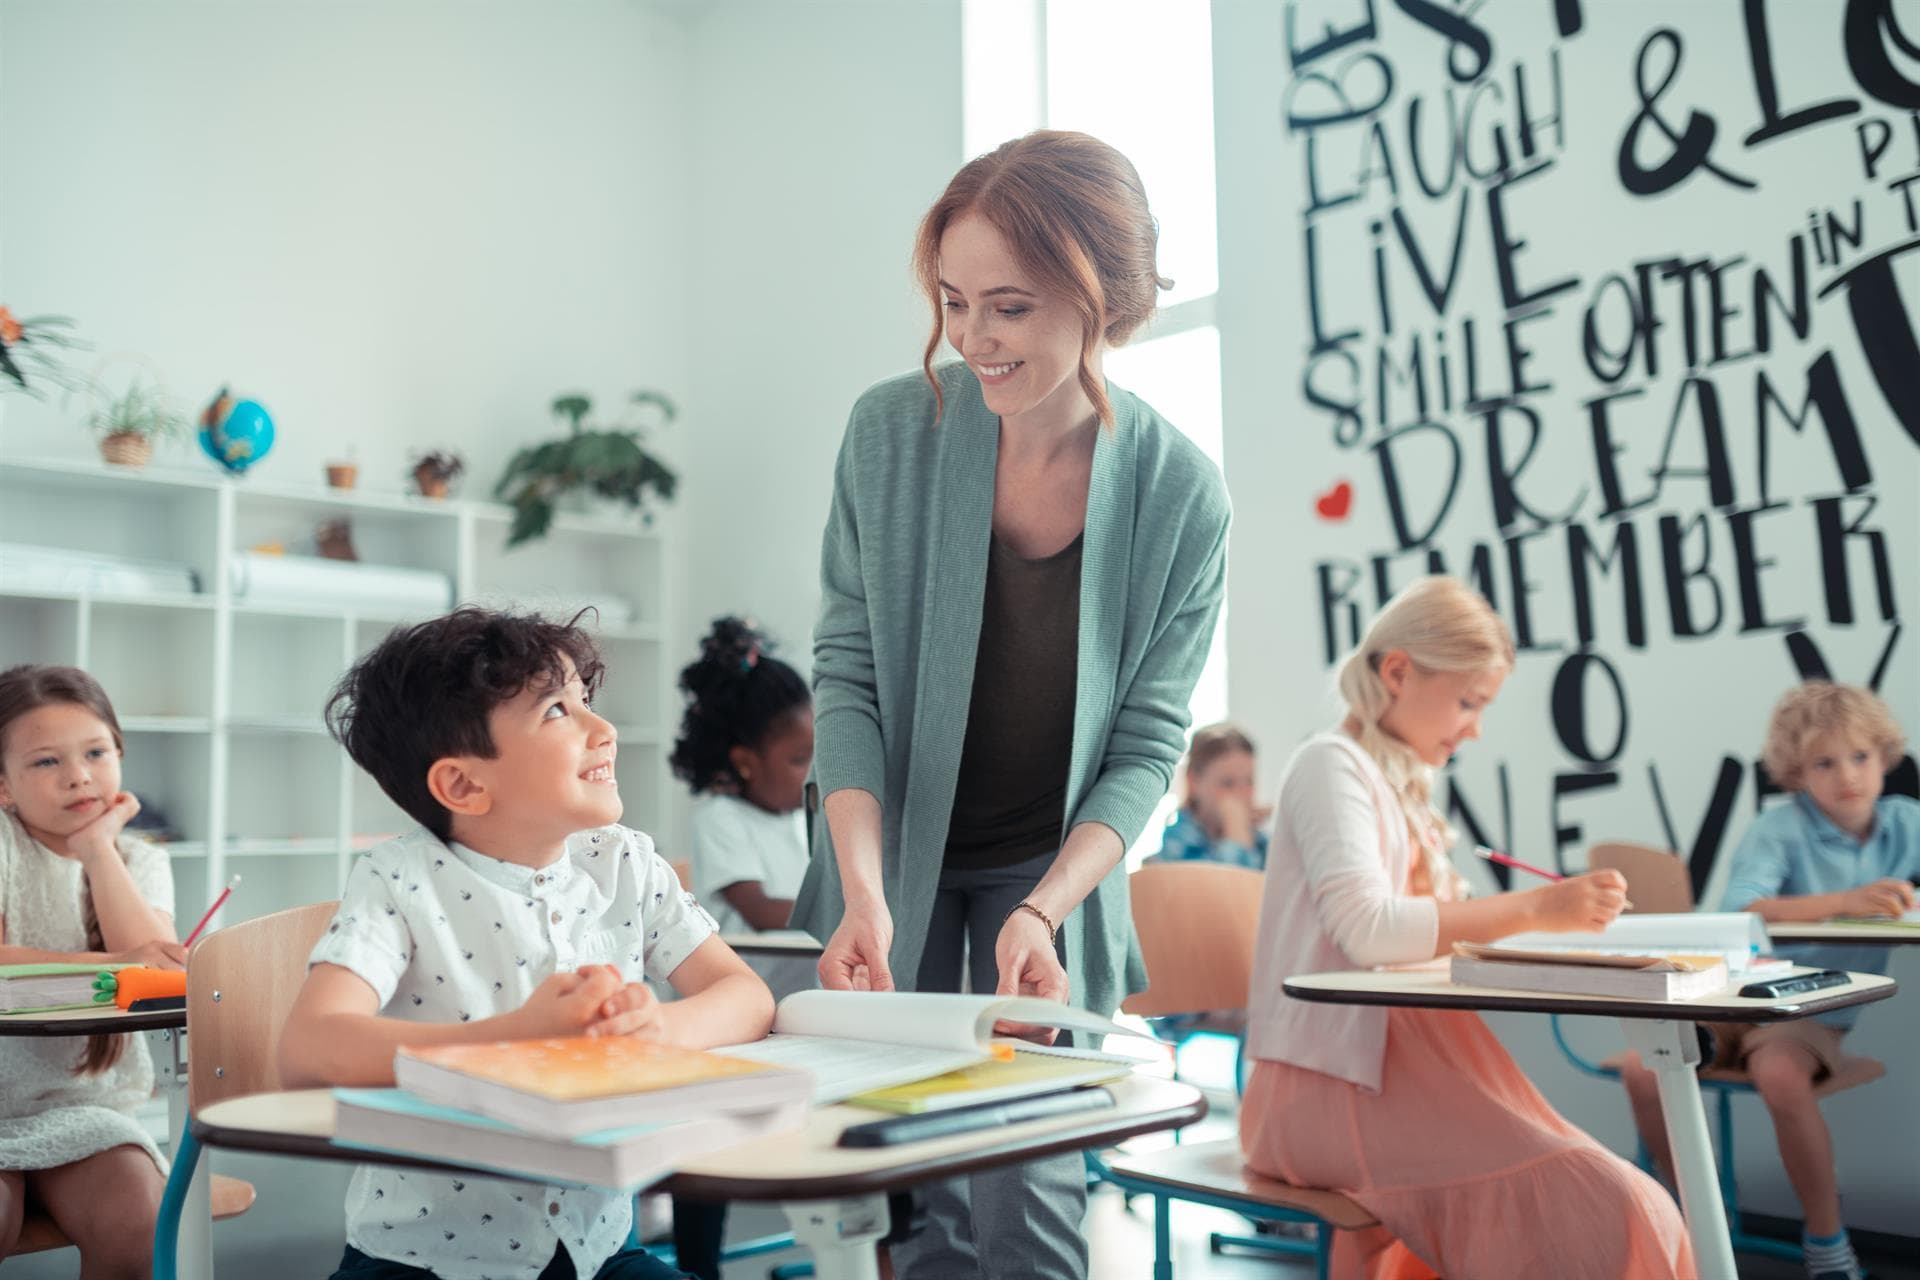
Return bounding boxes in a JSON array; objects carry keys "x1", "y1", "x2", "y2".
[{"x1": 740, "y1": 643, "x2": 761, "y2": 673}]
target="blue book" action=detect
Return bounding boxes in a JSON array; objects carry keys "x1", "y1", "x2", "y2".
[{"x1": 332, "y1": 1087, "x2": 805, "y2": 1190}]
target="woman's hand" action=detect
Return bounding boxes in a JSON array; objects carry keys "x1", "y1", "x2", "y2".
[
  {"x1": 818, "y1": 901, "x2": 895, "y2": 992},
  {"x1": 993, "y1": 907, "x2": 1069, "y2": 1045},
  {"x1": 1528, "y1": 870, "x2": 1630, "y2": 933},
  {"x1": 69, "y1": 792, "x2": 141, "y2": 864}
]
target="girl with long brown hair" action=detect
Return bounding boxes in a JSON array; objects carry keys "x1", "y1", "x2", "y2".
[{"x1": 0, "y1": 664, "x2": 184, "y2": 1274}]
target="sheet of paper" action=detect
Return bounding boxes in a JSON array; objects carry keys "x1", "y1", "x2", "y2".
[
  {"x1": 716, "y1": 1034, "x2": 984, "y2": 1104},
  {"x1": 770, "y1": 990, "x2": 1133, "y2": 1054}
]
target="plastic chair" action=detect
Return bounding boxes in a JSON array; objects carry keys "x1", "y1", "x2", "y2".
[
  {"x1": 1552, "y1": 843, "x2": 1886, "y2": 1265},
  {"x1": 153, "y1": 900, "x2": 338, "y2": 1280},
  {"x1": 1101, "y1": 1138, "x2": 1377, "y2": 1280},
  {"x1": 1105, "y1": 861, "x2": 1352, "y2": 1270}
]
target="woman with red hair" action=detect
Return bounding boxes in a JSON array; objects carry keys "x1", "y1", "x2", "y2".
[{"x1": 791, "y1": 131, "x2": 1230, "y2": 1280}]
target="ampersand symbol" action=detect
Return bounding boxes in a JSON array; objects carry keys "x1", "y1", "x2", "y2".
[{"x1": 1617, "y1": 29, "x2": 1757, "y2": 196}]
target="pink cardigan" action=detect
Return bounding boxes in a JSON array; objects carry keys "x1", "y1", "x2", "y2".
[{"x1": 1246, "y1": 732, "x2": 1446, "y2": 1092}]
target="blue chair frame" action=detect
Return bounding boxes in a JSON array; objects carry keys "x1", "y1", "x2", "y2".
[
  {"x1": 1096, "y1": 1152, "x2": 1336, "y2": 1280},
  {"x1": 1550, "y1": 1015, "x2": 1801, "y2": 1265}
]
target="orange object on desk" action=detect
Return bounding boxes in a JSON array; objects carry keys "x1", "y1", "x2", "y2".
[{"x1": 112, "y1": 967, "x2": 187, "y2": 1010}]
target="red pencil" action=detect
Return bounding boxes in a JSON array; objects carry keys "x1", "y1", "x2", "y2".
[
  {"x1": 184, "y1": 874, "x2": 241, "y2": 949},
  {"x1": 1473, "y1": 845, "x2": 1564, "y2": 882}
]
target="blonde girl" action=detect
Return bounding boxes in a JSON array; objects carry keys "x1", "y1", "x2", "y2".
[{"x1": 1240, "y1": 577, "x2": 1693, "y2": 1280}]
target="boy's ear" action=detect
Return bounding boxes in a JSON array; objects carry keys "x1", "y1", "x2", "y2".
[{"x1": 427, "y1": 757, "x2": 492, "y2": 818}]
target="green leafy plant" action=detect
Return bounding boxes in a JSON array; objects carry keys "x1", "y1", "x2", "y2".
[
  {"x1": 494, "y1": 390, "x2": 678, "y2": 546},
  {"x1": 0, "y1": 308, "x2": 86, "y2": 397},
  {"x1": 87, "y1": 378, "x2": 187, "y2": 440}
]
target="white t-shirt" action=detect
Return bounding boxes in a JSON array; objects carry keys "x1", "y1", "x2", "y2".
[
  {"x1": 308, "y1": 823, "x2": 715, "y2": 1280},
  {"x1": 689, "y1": 794, "x2": 809, "y2": 934}
]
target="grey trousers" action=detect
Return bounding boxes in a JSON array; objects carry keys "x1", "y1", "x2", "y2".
[{"x1": 889, "y1": 851, "x2": 1090, "y2": 1280}]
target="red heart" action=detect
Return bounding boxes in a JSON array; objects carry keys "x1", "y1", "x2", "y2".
[{"x1": 1315, "y1": 480, "x2": 1353, "y2": 521}]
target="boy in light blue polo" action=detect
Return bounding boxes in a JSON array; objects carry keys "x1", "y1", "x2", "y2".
[{"x1": 1630, "y1": 682, "x2": 1918, "y2": 1280}]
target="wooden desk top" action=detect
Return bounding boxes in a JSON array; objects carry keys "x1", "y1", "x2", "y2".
[
  {"x1": 1766, "y1": 922, "x2": 1920, "y2": 945},
  {"x1": 0, "y1": 1004, "x2": 186, "y2": 1036},
  {"x1": 1282, "y1": 967, "x2": 1897, "y2": 1023},
  {"x1": 193, "y1": 1074, "x2": 1207, "y2": 1201}
]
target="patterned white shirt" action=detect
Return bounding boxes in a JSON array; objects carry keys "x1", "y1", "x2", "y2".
[{"x1": 308, "y1": 823, "x2": 716, "y2": 1280}]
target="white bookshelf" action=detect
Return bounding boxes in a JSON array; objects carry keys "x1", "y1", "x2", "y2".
[{"x1": 0, "y1": 455, "x2": 680, "y2": 930}]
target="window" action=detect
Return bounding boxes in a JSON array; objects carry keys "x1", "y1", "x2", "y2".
[{"x1": 963, "y1": 0, "x2": 1227, "y2": 865}]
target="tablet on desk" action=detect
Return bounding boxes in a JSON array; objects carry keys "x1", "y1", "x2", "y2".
[{"x1": 837, "y1": 1087, "x2": 1116, "y2": 1148}]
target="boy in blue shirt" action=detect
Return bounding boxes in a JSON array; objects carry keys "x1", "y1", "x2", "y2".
[
  {"x1": 1624, "y1": 682, "x2": 1919, "y2": 1280},
  {"x1": 277, "y1": 608, "x2": 775, "y2": 1280}
]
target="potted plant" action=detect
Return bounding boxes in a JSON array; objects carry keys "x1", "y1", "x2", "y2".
[
  {"x1": 88, "y1": 378, "x2": 187, "y2": 468},
  {"x1": 411, "y1": 449, "x2": 465, "y2": 499},
  {"x1": 0, "y1": 307, "x2": 86, "y2": 398},
  {"x1": 494, "y1": 390, "x2": 678, "y2": 546}
]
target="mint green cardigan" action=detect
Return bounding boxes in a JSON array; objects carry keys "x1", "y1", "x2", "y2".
[{"x1": 789, "y1": 363, "x2": 1231, "y2": 1017}]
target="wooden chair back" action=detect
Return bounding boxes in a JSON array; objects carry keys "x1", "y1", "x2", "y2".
[
  {"x1": 187, "y1": 900, "x2": 337, "y2": 1111},
  {"x1": 1120, "y1": 862, "x2": 1266, "y2": 1018},
  {"x1": 1588, "y1": 843, "x2": 1694, "y2": 913}
]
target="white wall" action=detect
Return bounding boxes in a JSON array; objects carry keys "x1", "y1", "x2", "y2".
[
  {"x1": 1214, "y1": 0, "x2": 1920, "y2": 1231},
  {"x1": 678, "y1": 0, "x2": 963, "y2": 676},
  {"x1": 0, "y1": 0, "x2": 693, "y2": 509}
]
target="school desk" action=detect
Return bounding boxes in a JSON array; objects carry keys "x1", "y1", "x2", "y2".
[
  {"x1": 1282, "y1": 966, "x2": 1896, "y2": 1280},
  {"x1": 189, "y1": 1073, "x2": 1207, "y2": 1280},
  {"x1": 0, "y1": 1004, "x2": 216, "y2": 1280},
  {"x1": 1766, "y1": 921, "x2": 1920, "y2": 945}
]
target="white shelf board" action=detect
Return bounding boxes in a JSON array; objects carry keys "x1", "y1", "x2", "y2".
[
  {"x1": 231, "y1": 479, "x2": 465, "y2": 520},
  {"x1": 226, "y1": 714, "x2": 330, "y2": 735},
  {"x1": 225, "y1": 838, "x2": 345, "y2": 857},
  {"x1": 118, "y1": 716, "x2": 216, "y2": 734},
  {"x1": 0, "y1": 455, "x2": 224, "y2": 495},
  {"x1": 0, "y1": 585, "x2": 213, "y2": 612},
  {"x1": 467, "y1": 502, "x2": 664, "y2": 541}
]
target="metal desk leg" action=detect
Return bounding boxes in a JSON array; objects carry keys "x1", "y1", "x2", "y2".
[
  {"x1": 1620, "y1": 1019, "x2": 1736, "y2": 1280},
  {"x1": 156, "y1": 1028, "x2": 212, "y2": 1280},
  {"x1": 781, "y1": 1196, "x2": 886, "y2": 1280}
]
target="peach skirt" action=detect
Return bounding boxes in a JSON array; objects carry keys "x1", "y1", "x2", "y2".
[{"x1": 1240, "y1": 1007, "x2": 1695, "y2": 1280}]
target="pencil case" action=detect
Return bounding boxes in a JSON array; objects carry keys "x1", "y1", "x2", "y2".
[{"x1": 93, "y1": 967, "x2": 187, "y2": 1010}]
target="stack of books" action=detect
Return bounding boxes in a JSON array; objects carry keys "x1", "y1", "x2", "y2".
[
  {"x1": 334, "y1": 1038, "x2": 811, "y2": 1189},
  {"x1": 0, "y1": 963, "x2": 130, "y2": 1014},
  {"x1": 1448, "y1": 913, "x2": 1786, "y2": 1000},
  {"x1": 332, "y1": 990, "x2": 1143, "y2": 1187}
]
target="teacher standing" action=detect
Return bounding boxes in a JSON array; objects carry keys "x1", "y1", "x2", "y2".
[{"x1": 789, "y1": 131, "x2": 1231, "y2": 1280}]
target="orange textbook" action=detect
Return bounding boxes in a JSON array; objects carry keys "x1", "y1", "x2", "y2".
[{"x1": 394, "y1": 1037, "x2": 811, "y2": 1137}]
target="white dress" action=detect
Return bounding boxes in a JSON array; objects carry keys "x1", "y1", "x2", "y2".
[{"x1": 0, "y1": 813, "x2": 174, "y2": 1173}]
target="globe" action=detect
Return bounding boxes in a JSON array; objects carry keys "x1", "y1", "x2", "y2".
[{"x1": 199, "y1": 397, "x2": 275, "y2": 475}]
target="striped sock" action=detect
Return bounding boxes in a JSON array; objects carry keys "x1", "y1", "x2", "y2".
[{"x1": 1802, "y1": 1228, "x2": 1861, "y2": 1280}]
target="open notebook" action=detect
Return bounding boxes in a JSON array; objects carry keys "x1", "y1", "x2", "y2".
[{"x1": 717, "y1": 990, "x2": 1139, "y2": 1105}]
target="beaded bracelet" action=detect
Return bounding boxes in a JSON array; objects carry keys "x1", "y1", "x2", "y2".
[{"x1": 1003, "y1": 899, "x2": 1058, "y2": 944}]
